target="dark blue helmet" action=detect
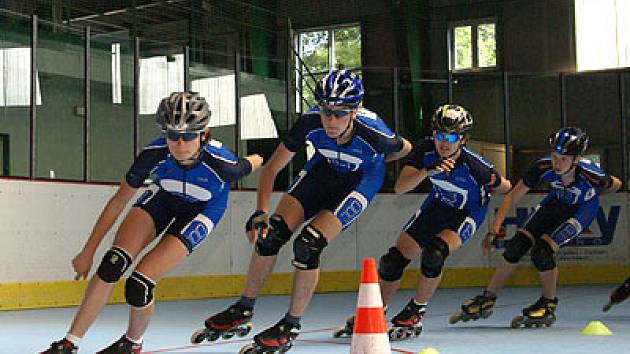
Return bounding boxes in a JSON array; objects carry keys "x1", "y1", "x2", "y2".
[
  {"x1": 549, "y1": 127, "x2": 589, "y2": 156},
  {"x1": 314, "y1": 70, "x2": 364, "y2": 108}
]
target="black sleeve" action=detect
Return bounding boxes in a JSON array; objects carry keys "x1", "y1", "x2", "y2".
[
  {"x1": 403, "y1": 138, "x2": 435, "y2": 170},
  {"x1": 212, "y1": 157, "x2": 253, "y2": 182},
  {"x1": 464, "y1": 152, "x2": 502, "y2": 187},
  {"x1": 522, "y1": 159, "x2": 551, "y2": 188},
  {"x1": 283, "y1": 113, "x2": 321, "y2": 152},
  {"x1": 125, "y1": 147, "x2": 168, "y2": 188}
]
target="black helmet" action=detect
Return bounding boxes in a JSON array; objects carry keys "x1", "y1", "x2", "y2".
[
  {"x1": 549, "y1": 127, "x2": 589, "y2": 156},
  {"x1": 432, "y1": 104, "x2": 473, "y2": 134},
  {"x1": 156, "y1": 92, "x2": 210, "y2": 132}
]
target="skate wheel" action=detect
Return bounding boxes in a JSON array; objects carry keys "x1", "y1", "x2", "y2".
[
  {"x1": 413, "y1": 326, "x2": 423, "y2": 337},
  {"x1": 237, "y1": 323, "x2": 253, "y2": 337},
  {"x1": 222, "y1": 330, "x2": 236, "y2": 339},
  {"x1": 208, "y1": 331, "x2": 221, "y2": 342},
  {"x1": 191, "y1": 328, "x2": 207, "y2": 344},
  {"x1": 481, "y1": 310, "x2": 493, "y2": 319},
  {"x1": 239, "y1": 343, "x2": 258, "y2": 354},
  {"x1": 510, "y1": 316, "x2": 524, "y2": 329},
  {"x1": 524, "y1": 323, "x2": 533, "y2": 328},
  {"x1": 333, "y1": 326, "x2": 349, "y2": 338},
  {"x1": 449, "y1": 312, "x2": 463, "y2": 324}
]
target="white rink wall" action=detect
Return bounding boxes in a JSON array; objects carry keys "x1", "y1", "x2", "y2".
[{"x1": 0, "y1": 179, "x2": 628, "y2": 283}]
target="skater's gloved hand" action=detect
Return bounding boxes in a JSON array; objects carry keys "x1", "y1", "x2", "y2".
[
  {"x1": 481, "y1": 226, "x2": 506, "y2": 257},
  {"x1": 245, "y1": 210, "x2": 269, "y2": 244},
  {"x1": 72, "y1": 249, "x2": 94, "y2": 280},
  {"x1": 426, "y1": 158, "x2": 456, "y2": 176}
]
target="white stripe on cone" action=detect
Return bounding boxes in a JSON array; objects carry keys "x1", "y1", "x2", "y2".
[
  {"x1": 357, "y1": 283, "x2": 384, "y2": 308},
  {"x1": 350, "y1": 333, "x2": 391, "y2": 353}
]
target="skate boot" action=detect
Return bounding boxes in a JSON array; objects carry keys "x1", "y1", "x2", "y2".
[
  {"x1": 511, "y1": 296, "x2": 557, "y2": 328},
  {"x1": 239, "y1": 318, "x2": 300, "y2": 353},
  {"x1": 449, "y1": 290, "x2": 497, "y2": 324},
  {"x1": 191, "y1": 303, "x2": 253, "y2": 343},
  {"x1": 39, "y1": 339, "x2": 78, "y2": 354},
  {"x1": 332, "y1": 315, "x2": 355, "y2": 338},
  {"x1": 603, "y1": 277, "x2": 630, "y2": 312},
  {"x1": 96, "y1": 335, "x2": 142, "y2": 354},
  {"x1": 388, "y1": 299, "x2": 425, "y2": 340}
]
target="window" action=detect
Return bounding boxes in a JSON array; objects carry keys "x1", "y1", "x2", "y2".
[
  {"x1": 295, "y1": 25, "x2": 361, "y2": 112},
  {"x1": 449, "y1": 20, "x2": 497, "y2": 71},
  {"x1": 111, "y1": 43, "x2": 122, "y2": 104},
  {"x1": 0, "y1": 48, "x2": 42, "y2": 106},
  {"x1": 575, "y1": 0, "x2": 630, "y2": 71}
]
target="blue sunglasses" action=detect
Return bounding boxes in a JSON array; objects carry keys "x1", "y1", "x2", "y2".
[
  {"x1": 165, "y1": 131, "x2": 200, "y2": 142},
  {"x1": 319, "y1": 105, "x2": 353, "y2": 118},
  {"x1": 435, "y1": 132, "x2": 461, "y2": 143}
]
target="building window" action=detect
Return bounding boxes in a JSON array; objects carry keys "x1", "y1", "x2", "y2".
[
  {"x1": 295, "y1": 25, "x2": 361, "y2": 112},
  {"x1": 111, "y1": 43, "x2": 122, "y2": 104},
  {"x1": 575, "y1": 0, "x2": 630, "y2": 71},
  {"x1": 0, "y1": 48, "x2": 42, "y2": 106},
  {"x1": 449, "y1": 20, "x2": 497, "y2": 71}
]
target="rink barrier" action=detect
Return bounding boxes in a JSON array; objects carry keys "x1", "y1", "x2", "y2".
[{"x1": 2, "y1": 264, "x2": 630, "y2": 310}]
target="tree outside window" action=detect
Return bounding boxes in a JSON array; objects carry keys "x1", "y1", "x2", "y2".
[
  {"x1": 296, "y1": 25, "x2": 361, "y2": 112},
  {"x1": 451, "y1": 20, "x2": 496, "y2": 71}
]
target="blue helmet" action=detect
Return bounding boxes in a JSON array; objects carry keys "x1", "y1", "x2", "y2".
[
  {"x1": 314, "y1": 70, "x2": 364, "y2": 108},
  {"x1": 549, "y1": 127, "x2": 589, "y2": 156}
]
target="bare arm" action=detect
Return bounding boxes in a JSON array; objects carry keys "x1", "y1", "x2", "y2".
[
  {"x1": 491, "y1": 175, "x2": 512, "y2": 194},
  {"x1": 490, "y1": 180, "x2": 530, "y2": 234},
  {"x1": 394, "y1": 166, "x2": 428, "y2": 194},
  {"x1": 256, "y1": 143, "x2": 295, "y2": 212},
  {"x1": 245, "y1": 154, "x2": 264, "y2": 173},
  {"x1": 73, "y1": 180, "x2": 138, "y2": 279},
  {"x1": 600, "y1": 176, "x2": 622, "y2": 195},
  {"x1": 385, "y1": 138, "x2": 412, "y2": 163}
]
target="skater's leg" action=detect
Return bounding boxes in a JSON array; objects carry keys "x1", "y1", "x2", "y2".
[
  {"x1": 414, "y1": 230, "x2": 461, "y2": 303},
  {"x1": 242, "y1": 194, "x2": 304, "y2": 299},
  {"x1": 379, "y1": 231, "x2": 418, "y2": 306},
  {"x1": 288, "y1": 210, "x2": 340, "y2": 317},
  {"x1": 486, "y1": 229, "x2": 534, "y2": 294},
  {"x1": 68, "y1": 208, "x2": 156, "y2": 338},
  {"x1": 534, "y1": 236, "x2": 559, "y2": 299},
  {"x1": 125, "y1": 234, "x2": 188, "y2": 341}
]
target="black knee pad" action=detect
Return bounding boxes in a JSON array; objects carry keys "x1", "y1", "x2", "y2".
[
  {"x1": 502, "y1": 231, "x2": 533, "y2": 264},
  {"x1": 255, "y1": 215, "x2": 292, "y2": 256},
  {"x1": 292, "y1": 224, "x2": 328, "y2": 270},
  {"x1": 97, "y1": 246, "x2": 132, "y2": 283},
  {"x1": 125, "y1": 271, "x2": 156, "y2": 308},
  {"x1": 421, "y1": 237, "x2": 450, "y2": 278},
  {"x1": 378, "y1": 247, "x2": 411, "y2": 282},
  {"x1": 530, "y1": 241, "x2": 556, "y2": 272}
]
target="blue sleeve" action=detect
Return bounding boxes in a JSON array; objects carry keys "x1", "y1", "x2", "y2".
[
  {"x1": 204, "y1": 147, "x2": 253, "y2": 182},
  {"x1": 550, "y1": 196, "x2": 599, "y2": 247},
  {"x1": 125, "y1": 138, "x2": 168, "y2": 188},
  {"x1": 354, "y1": 118, "x2": 403, "y2": 155},
  {"x1": 403, "y1": 138, "x2": 434, "y2": 170},
  {"x1": 522, "y1": 158, "x2": 552, "y2": 188},
  {"x1": 283, "y1": 113, "x2": 321, "y2": 152},
  {"x1": 573, "y1": 195, "x2": 599, "y2": 230},
  {"x1": 462, "y1": 149, "x2": 502, "y2": 188},
  {"x1": 179, "y1": 198, "x2": 228, "y2": 253}
]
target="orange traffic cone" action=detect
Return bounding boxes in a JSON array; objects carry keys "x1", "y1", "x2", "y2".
[{"x1": 350, "y1": 258, "x2": 391, "y2": 354}]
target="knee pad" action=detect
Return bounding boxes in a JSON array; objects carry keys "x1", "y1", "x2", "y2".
[
  {"x1": 255, "y1": 215, "x2": 292, "y2": 256},
  {"x1": 97, "y1": 246, "x2": 132, "y2": 283},
  {"x1": 292, "y1": 224, "x2": 328, "y2": 270},
  {"x1": 502, "y1": 231, "x2": 533, "y2": 264},
  {"x1": 378, "y1": 247, "x2": 411, "y2": 282},
  {"x1": 421, "y1": 237, "x2": 450, "y2": 278},
  {"x1": 530, "y1": 241, "x2": 556, "y2": 272},
  {"x1": 125, "y1": 271, "x2": 156, "y2": 308}
]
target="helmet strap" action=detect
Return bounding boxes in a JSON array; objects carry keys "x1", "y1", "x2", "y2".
[{"x1": 335, "y1": 116, "x2": 355, "y2": 143}]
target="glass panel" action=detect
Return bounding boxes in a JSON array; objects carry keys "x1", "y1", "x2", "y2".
[
  {"x1": 453, "y1": 26, "x2": 472, "y2": 70},
  {"x1": 478, "y1": 23, "x2": 496, "y2": 68},
  {"x1": 89, "y1": 33, "x2": 134, "y2": 182},
  {"x1": 508, "y1": 74, "x2": 561, "y2": 184},
  {"x1": 0, "y1": 11, "x2": 32, "y2": 177},
  {"x1": 36, "y1": 21, "x2": 84, "y2": 180},
  {"x1": 565, "y1": 73, "x2": 622, "y2": 180},
  {"x1": 333, "y1": 26, "x2": 361, "y2": 69},
  {"x1": 299, "y1": 30, "x2": 329, "y2": 112},
  {"x1": 138, "y1": 39, "x2": 184, "y2": 149},
  {"x1": 239, "y1": 54, "x2": 289, "y2": 190},
  {"x1": 452, "y1": 72, "x2": 507, "y2": 176},
  {"x1": 624, "y1": 73, "x2": 630, "y2": 188}
]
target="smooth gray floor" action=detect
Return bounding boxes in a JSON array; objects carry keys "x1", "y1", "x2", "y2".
[{"x1": 4, "y1": 286, "x2": 630, "y2": 354}]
